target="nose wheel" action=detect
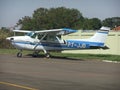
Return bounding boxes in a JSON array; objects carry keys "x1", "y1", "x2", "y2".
[
  {"x1": 17, "y1": 52, "x2": 22, "y2": 57},
  {"x1": 17, "y1": 50, "x2": 22, "y2": 57}
]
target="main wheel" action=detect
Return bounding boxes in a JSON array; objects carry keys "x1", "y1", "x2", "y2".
[
  {"x1": 32, "y1": 52, "x2": 39, "y2": 57},
  {"x1": 17, "y1": 52, "x2": 22, "y2": 57},
  {"x1": 45, "y1": 53, "x2": 50, "y2": 58}
]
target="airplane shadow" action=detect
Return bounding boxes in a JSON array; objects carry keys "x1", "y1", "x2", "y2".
[
  {"x1": 51, "y1": 56, "x2": 85, "y2": 61},
  {"x1": 26, "y1": 54, "x2": 85, "y2": 61}
]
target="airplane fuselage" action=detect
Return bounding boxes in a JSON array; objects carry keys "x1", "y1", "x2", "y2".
[{"x1": 9, "y1": 36, "x2": 104, "y2": 51}]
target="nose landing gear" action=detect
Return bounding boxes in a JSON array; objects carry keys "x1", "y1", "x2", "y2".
[
  {"x1": 17, "y1": 50, "x2": 22, "y2": 57},
  {"x1": 17, "y1": 52, "x2": 22, "y2": 57}
]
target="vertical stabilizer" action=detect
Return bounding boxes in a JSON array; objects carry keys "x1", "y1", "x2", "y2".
[{"x1": 89, "y1": 26, "x2": 110, "y2": 43}]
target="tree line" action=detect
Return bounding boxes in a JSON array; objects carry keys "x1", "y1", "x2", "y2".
[{"x1": 16, "y1": 7, "x2": 120, "y2": 30}]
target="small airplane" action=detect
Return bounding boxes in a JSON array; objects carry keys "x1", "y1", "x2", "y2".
[{"x1": 6, "y1": 26, "x2": 110, "y2": 58}]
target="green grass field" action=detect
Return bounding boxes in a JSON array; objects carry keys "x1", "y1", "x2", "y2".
[{"x1": 0, "y1": 49, "x2": 120, "y2": 61}]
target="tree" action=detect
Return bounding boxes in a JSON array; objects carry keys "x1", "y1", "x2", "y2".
[
  {"x1": 17, "y1": 7, "x2": 84, "y2": 30},
  {"x1": 17, "y1": 16, "x2": 33, "y2": 30},
  {"x1": 89, "y1": 18, "x2": 102, "y2": 29},
  {"x1": 82, "y1": 18, "x2": 101, "y2": 30},
  {"x1": 17, "y1": 7, "x2": 118, "y2": 30},
  {"x1": 47, "y1": 7, "x2": 83, "y2": 29},
  {"x1": 102, "y1": 17, "x2": 120, "y2": 29},
  {"x1": 32, "y1": 8, "x2": 49, "y2": 30}
]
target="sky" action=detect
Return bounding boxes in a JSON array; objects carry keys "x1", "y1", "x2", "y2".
[{"x1": 0, "y1": 0, "x2": 120, "y2": 28}]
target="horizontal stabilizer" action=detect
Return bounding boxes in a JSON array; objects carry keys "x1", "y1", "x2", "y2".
[
  {"x1": 100, "y1": 26, "x2": 110, "y2": 31},
  {"x1": 101, "y1": 45, "x2": 109, "y2": 49},
  {"x1": 90, "y1": 45, "x2": 109, "y2": 49}
]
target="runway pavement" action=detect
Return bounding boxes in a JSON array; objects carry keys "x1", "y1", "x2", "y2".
[{"x1": 0, "y1": 54, "x2": 120, "y2": 90}]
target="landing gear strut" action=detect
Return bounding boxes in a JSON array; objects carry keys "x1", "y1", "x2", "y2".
[
  {"x1": 17, "y1": 50, "x2": 22, "y2": 57},
  {"x1": 43, "y1": 49, "x2": 51, "y2": 58}
]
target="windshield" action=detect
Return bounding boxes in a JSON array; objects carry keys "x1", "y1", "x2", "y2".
[
  {"x1": 26, "y1": 32, "x2": 33, "y2": 36},
  {"x1": 26, "y1": 32, "x2": 37, "y2": 38}
]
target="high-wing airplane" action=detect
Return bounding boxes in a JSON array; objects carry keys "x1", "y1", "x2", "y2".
[{"x1": 6, "y1": 26, "x2": 110, "y2": 58}]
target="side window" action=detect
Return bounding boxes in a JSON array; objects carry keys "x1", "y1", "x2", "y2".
[
  {"x1": 31, "y1": 33, "x2": 37, "y2": 38},
  {"x1": 42, "y1": 35, "x2": 47, "y2": 41},
  {"x1": 41, "y1": 34, "x2": 58, "y2": 42},
  {"x1": 38, "y1": 34, "x2": 44, "y2": 40},
  {"x1": 49, "y1": 35, "x2": 55, "y2": 41}
]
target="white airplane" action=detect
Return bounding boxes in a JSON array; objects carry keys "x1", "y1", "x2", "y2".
[{"x1": 6, "y1": 26, "x2": 110, "y2": 58}]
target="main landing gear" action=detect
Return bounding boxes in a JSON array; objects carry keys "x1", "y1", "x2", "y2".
[
  {"x1": 32, "y1": 52, "x2": 51, "y2": 58},
  {"x1": 43, "y1": 49, "x2": 51, "y2": 58},
  {"x1": 45, "y1": 53, "x2": 51, "y2": 58},
  {"x1": 32, "y1": 51, "x2": 39, "y2": 57}
]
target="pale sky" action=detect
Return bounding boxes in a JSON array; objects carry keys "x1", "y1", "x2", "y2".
[{"x1": 0, "y1": 0, "x2": 120, "y2": 28}]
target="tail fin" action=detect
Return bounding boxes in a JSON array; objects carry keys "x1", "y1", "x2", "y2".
[{"x1": 89, "y1": 26, "x2": 110, "y2": 43}]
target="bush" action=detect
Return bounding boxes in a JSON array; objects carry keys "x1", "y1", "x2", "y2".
[{"x1": 0, "y1": 30, "x2": 14, "y2": 49}]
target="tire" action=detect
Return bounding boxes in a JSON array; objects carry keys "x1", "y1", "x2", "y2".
[
  {"x1": 17, "y1": 52, "x2": 22, "y2": 57},
  {"x1": 45, "y1": 53, "x2": 50, "y2": 58},
  {"x1": 32, "y1": 52, "x2": 38, "y2": 57}
]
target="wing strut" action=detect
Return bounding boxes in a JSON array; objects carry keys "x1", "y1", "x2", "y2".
[
  {"x1": 33, "y1": 33, "x2": 47, "y2": 50},
  {"x1": 33, "y1": 33, "x2": 50, "y2": 57}
]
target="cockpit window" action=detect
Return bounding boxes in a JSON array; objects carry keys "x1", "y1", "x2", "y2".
[
  {"x1": 42, "y1": 34, "x2": 59, "y2": 42},
  {"x1": 26, "y1": 32, "x2": 33, "y2": 36},
  {"x1": 38, "y1": 34, "x2": 44, "y2": 40},
  {"x1": 26, "y1": 32, "x2": 37, "y2": 38},
  {"x1": 31, "y1": 33, "x2": 37, "y2": 38}
]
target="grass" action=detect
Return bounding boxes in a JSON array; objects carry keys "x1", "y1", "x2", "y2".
[
  {"x1": 51, "y1": 53, "x2": 120, "y2": 61},
  {"x1": 0, "y1": 49, "x2": 120, "y2": 61},
  {"x1": 0, "y1": 49, "x2": 32, "y2": 55}
]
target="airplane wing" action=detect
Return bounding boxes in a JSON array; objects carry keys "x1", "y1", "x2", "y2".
[
  {"x1": 35, "y1": 28, "x2": 78, "y2": 35},
  {"x1": 12, "y1": 28, "x2": 78, "y2": 35},
  {"x1": 12, "y1": 30, "x2": 32, "y2": 33}
]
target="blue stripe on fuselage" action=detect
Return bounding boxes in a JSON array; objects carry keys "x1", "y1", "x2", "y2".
[
  {"x1": 12, "y1": 40, "x2": 104, "y2": 50},
  {"x1": 66, "y1": 40, "x2": 104, "y2": 46},
  {"x1": 66, "y1": 40, "x2": 104, "y2": 49}
]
